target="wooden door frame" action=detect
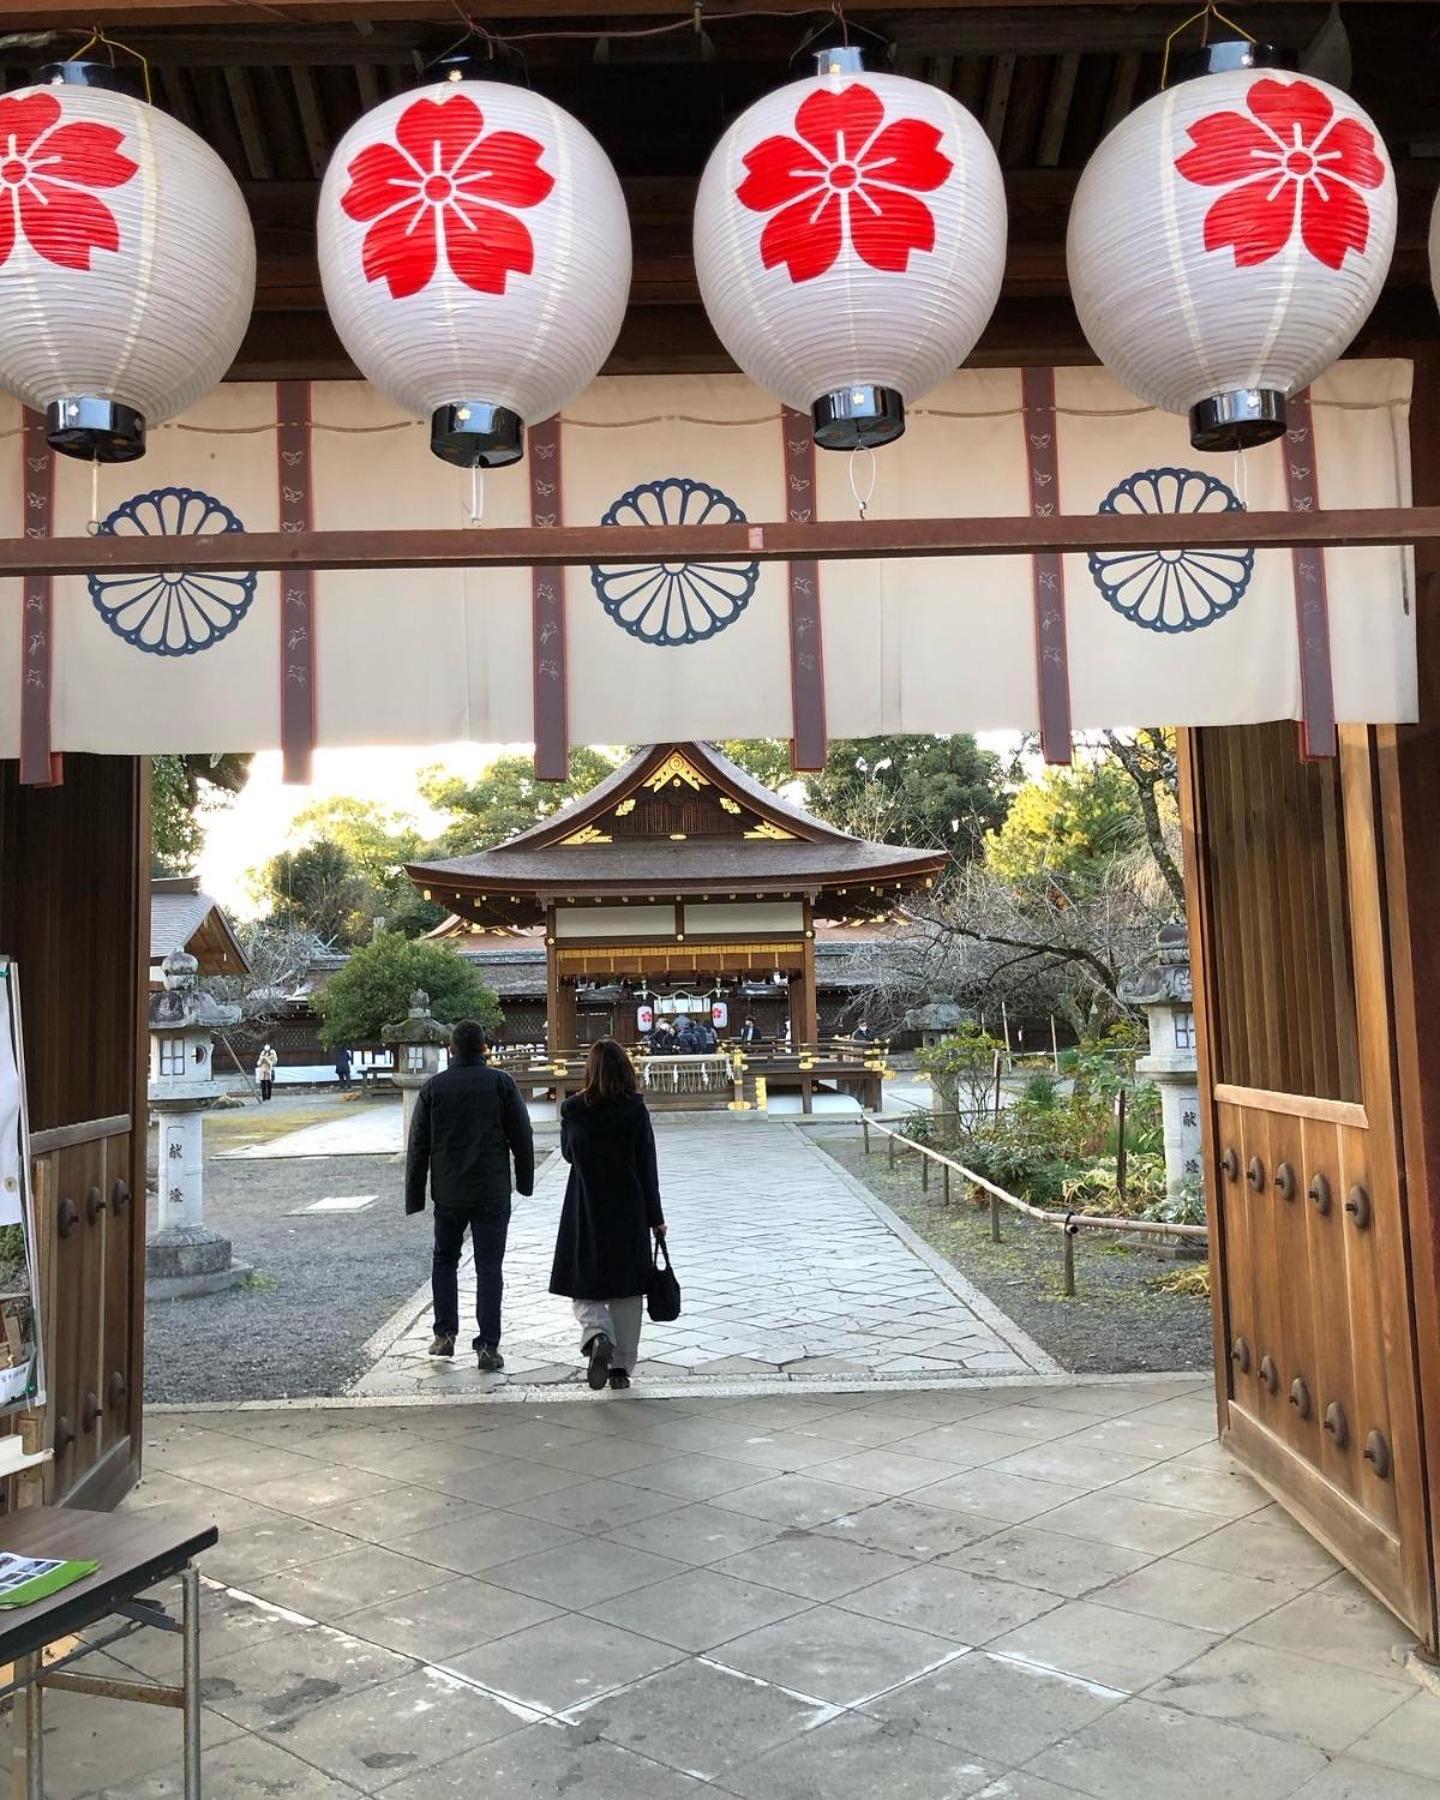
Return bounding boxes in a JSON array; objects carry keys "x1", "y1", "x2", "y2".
[{"x1": 1372, "y1": 349, "x2": 1440, "y2": 1654}]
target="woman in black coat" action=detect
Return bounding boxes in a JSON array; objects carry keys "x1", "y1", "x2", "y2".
[{"x1": 550, "y1": 1038, "x2": 667, "y2": 1391}]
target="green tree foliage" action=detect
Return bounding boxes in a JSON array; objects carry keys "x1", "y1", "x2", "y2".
[
  {"x1": 421, "y1": 746, "x2": 625, "y2": 855},
  {"x1": 985, "y1": 757, "x2": 1147, "y2": 891},
  {"x1": 255, "y1": 840, "x2": 373, "y2": 948},
  {"x1": 720, "y1": 735, "x2": 1010, "y2": 856},
  {"x1": 288, "y1": 797, "x2": 444, "y2": 939},
  {"x1": 250, "y1": 798, "x2": 445, "y2": 945},
  {"x1": 150, "y1": 753, "x2": 251, "y2": 876},
  {"x1": 315, "y1": 933, "x2": 500, "y2": 1050}
]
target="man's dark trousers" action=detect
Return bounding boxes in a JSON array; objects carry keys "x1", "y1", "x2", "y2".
[{"x1": 432, "y1": 1203, "x2": 511, "y2": 1348}]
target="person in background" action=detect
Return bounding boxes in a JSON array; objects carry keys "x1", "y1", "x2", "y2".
[
  {"x1": 698, "y1": 1016, "x2": 718, "y2": 1052},
  {"x1": 406, "y1": 1021, "x2": 535, "y2": 1372},
  {"x1": 674, "y1": 1015, "x2": 701, "y2": 1054},
  {"x1": 852, "y1": 1020, "x2": 875, "y2": 1044},
  {"x1": 255, "y1": 1044, "x2": 278, "y2": 1104},
  {"x1": 739, "y1": 1016, "x2": 762, "y2": 1045},
  {"x1": 650, "y1": 1017, "x2": 676, "y2": 1055},
  {"x1": 550, "y1": 1038, "x2": 666, "y2": 1392},
  {"x1": 334, "y1": 1044, "x2": 353, "y2": 1088}
]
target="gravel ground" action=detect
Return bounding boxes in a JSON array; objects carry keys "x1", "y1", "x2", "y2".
[
  {"x1": 144, "y1": 1113, "x2": 424, "y2": 1403},
  {"x1": 819, "y1": 1130, "x2": 1214, "y2": 1375}
]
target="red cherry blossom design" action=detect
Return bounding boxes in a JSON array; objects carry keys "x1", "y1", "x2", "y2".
[
  {"x1": 341, "y1": 93, "x2": 554, "y2": 300},
  {"x1": 736, "y1": 83, "x2": 952, "y2": 283},
  {"x1": 1175, "y1": 77, "x2": 1386, "y2": 272},
  {"x1": 0, "y1": 91, "x2": 137, "y2": 274}
]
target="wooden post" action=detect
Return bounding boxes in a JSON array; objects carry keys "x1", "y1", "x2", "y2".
[
  {"x1": 921, "y1": 1152, "x2": 929, "y2": 1193},
  {"x1": 863, "y1": 1117, "x2": 870, "y2": 1155},
  {"x1": 888, "y1": 1130, "x2": 895, "y2": 1168},
  {"x1": 1062, "y1": 1226, "x2": 1076, "y2": 1297},
  {"x1": 993, "y1": 1053, "x2": 1003, "y2": 1120},
  {"x1": 942, "y1": 1162, "x2": 951, "y2": 1205},
  {"x1": 1116, "y1": 1087, "x2": 1128, "y2": 1199},
  {"x1": 1001, "y1": 996, "x2": 1011, "y2": 1069},
  {"x1": 990, "y1": 1192, "x2": 1001, "y2": 1241},
  {"x1": 1051, "y1": 1014, "x2": 1061, "y2": 1073}
]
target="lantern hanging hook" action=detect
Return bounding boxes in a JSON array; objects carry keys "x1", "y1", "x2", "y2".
[
  {"x1": 66, "y1": 24, "x2": 153, "y2": 103},
  {"x1": 1159, "y1": 4, "x2": 1255, "y2": 90},
  {"x1": 848, "y1": 444, "x2": 876, "y2": 521}
]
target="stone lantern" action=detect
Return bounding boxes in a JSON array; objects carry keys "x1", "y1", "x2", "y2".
[
  {"x1": 1124, "y1": 921, "x2": 1202, "y2": 1205},
  {"x1": 147, "y1": 949, "x2": 247, "y2": 1297},
  {"x1": 383, "y1": 990, "x2": 451, "y2": 1143}
]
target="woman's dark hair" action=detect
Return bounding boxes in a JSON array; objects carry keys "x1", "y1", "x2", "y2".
[{"x1": 582, "y1": 1037, "x2": 639, "y2": 1104}]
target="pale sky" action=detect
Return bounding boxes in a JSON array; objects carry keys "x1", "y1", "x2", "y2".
[
  {"x1": 197, "y1": 742, "x2": 518, "y2": 917},
  {"x1": 197, "y1": 733, "x2": 1026, "y2": 919}
]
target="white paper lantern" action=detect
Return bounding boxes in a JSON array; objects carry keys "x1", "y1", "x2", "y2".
[
  {"x1": 318, "y1": 69, "x2": 631, "y2": 468},
  {"x1": 1068, "y1": 42, "x2": 1395, "y2": 451},
  {"x1": 0, "y1": 63, "x2": 255, "y2": 461},
  {"x1": 693, "y1": 47, "x2": 1006, "y2": 449}
]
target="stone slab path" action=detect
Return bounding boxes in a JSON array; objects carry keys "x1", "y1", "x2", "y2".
[{"x1": 351, "y1": 1119, "x2": 1052, "y2": 1396}]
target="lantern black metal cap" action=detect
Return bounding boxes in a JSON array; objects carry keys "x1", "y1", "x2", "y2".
[
  {"x1": 430, "y1": 402, "x2": 525, "y2": 469},
  {"x1": 423, "y1": 42, "x2": 525, "y2": 87},
  {"x1": 813, "y1": 384, "x2": 905, "y2": 451},
  {"x1": 813, "y1": 45, "x2": 867, "y2": 77},
  {"x1": 1189, "y1": 388, "x2": 1286, "y2": 453},
  {"x1": 46, "y1": 396, "x2": 145, "y2": 464},
  {"x1": 38, "y1": 59, "x2": 142, "y2": 96},
  {"x1": 1172, "y1": 38, "x2": 1280, "y2": 84}
]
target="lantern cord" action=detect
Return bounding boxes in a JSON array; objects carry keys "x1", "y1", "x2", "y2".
[
  {"x1": 1232, "y1": 448, "x2": 1250, "y2": 511},
  {"x1": 86, "y1": 458, "x2": 101, "y2": 537},
  {"x1": 848, "y1": 446, "x2": 877, "y2": 521},
  {"x1": 1159, "y1": 5, "x2": 1255, "y2": 90},
  {"x1": 66, "y1": 26, "x2": 153, "y2": 103},
  {"x1": 467, "y1": 466, "x2": 485, "y2": 527}
]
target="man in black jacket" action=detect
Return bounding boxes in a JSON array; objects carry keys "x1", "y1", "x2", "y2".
[{"x1": 405, "y1": 1021, "x2": 534, "y2": 1372}]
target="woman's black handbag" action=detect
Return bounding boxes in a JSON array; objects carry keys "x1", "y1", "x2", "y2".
[{"x1": 647, "y1": 1238, "x2": 681, "y2": 1323}]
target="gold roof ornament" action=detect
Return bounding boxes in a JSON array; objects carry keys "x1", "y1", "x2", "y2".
[
  {"x1": 645, "y1": 750, "x2": 707, "y2": 791},
  {"x1": 561, "y1": 825, "x2": 612, "y2": 846}
]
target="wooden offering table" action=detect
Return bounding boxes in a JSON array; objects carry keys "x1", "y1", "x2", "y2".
[{"x1": 0, "y1": 1507, "x2": 217, "y2": 1799}]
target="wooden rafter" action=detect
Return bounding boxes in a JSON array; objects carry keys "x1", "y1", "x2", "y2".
[{"x1": 7, "y1": 507, "x2": 1440, "y2": 578}]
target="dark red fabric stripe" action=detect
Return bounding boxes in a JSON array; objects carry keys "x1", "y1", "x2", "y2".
[
  {"x1": 19, "y1": 409, "x2": 59, "y2": 787},
  {"x1": 277, "y1": 379, "x2": 316, "y2": 785},
  {"x1": 529, "y1": 416, "x2": 569, "y2": 783},
  {"x1": 1284, "y1": 390, "x2": 1337, "y2": 761},
  {"x1": 781, "y1": 408, "x2": 827, "y2": 772},
  {"x1": 1021, "y1": 368, "x2": 1072, "y2": 765}
]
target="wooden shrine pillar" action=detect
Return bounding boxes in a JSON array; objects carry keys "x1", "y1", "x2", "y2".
[
  {"x1": 544, "y1": 927, "x2": 578, "y2": 1054},
  {"x1": 795, "y1": 906, "x2": 818, "y2": 1050},
  {"x1": 0, "y1": 756, "x2": 149, "y2": 1510}
]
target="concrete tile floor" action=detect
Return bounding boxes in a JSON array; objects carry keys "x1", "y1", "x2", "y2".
[{"x1": 19, "y1": 1376, "x2": 1440, "y2": 1800}]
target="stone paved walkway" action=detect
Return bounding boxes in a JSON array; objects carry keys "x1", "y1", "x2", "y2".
[
  {"x1": 352, "y1": 1120, "x2": 1052, "y2": 1395},
  {"x1": 29, "y1": 1376, "x2": 1440, "y2": 1799}
]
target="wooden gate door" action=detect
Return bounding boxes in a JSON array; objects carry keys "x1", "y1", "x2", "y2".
[
  {"x1": 0, "y1": 757, "x2": 149, "y2": 1510},
  {"x1": 1183, "y1": 723, "x2": 1433, "y2": 1638}
]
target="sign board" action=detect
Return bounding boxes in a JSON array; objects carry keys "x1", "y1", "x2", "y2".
[{"x1": 0, "y1": 962, "x2": 45, "y2": 1412}]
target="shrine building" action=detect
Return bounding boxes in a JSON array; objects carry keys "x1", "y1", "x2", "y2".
[{"x1": 406, "y1": 742, "x2": 946, "y2": 1052}]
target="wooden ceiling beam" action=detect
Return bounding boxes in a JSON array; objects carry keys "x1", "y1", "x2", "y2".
[
  {"x1": 8, "y1": 506, "x2": 1440, "y2": 580},
  {"x1": 0, "y1": 1, "x2": 1347, "y2": 47}
]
